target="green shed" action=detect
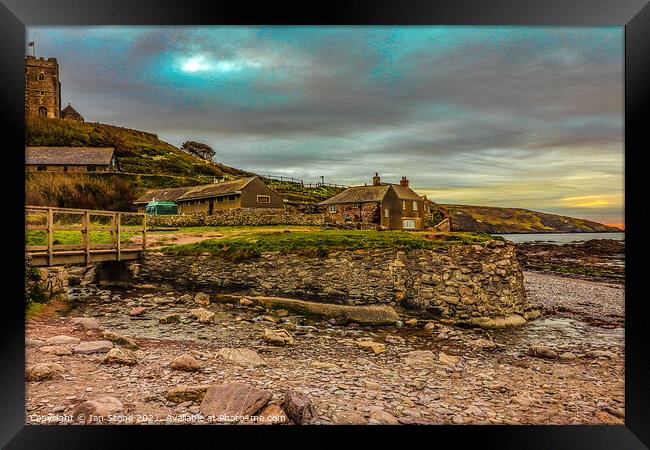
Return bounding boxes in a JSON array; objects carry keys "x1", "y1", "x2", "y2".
[{"x1": 145, "y1": 200, "x2": 178, "y2": 215}]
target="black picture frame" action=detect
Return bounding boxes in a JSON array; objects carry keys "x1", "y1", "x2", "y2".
[{"x1": 1, "y1": 0, "x2": 648, "y2": 448}]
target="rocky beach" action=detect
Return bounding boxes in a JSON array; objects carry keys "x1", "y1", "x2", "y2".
[{"x1": 25, "y1": 255, "x2": 624, "y2": 425}]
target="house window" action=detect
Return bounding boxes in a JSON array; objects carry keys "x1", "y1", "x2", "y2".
[
  {"x1": 257, "y1": 195, "x2": 271, "y2": 203},
  {"x1": 38, "y1": 72, "x2": 45, "y2": 81},
  {"x1": 403, "y1": 219, "x2": 416, "y2": 229},
  {"x1": 86, "y1": 165, "x2": 96, "y2": 172},
  {"x1": 402, "y1": 201, "x2": 406, "y2": 210},
  {"x1": 63, "y1": 166, "x2": 68, "y2": 172},
  {"x1": 40, "y1": 91, "x2": 44, "y2": 95},
  {"x1": 385, "y1": 208, "x2": 389, "y2": 218},
  {"x1": 413, "y1": 201, "x2": 418, "y2": 210},
  {"x1": 37, "y1": 106, "x2": 48, "y2": 117},
  {"x1": 329, "y1": 205, "x2": 337, "y2": 213},
  {"x1": 36, "y1": 165, "x2": 47, "y2": 171}
]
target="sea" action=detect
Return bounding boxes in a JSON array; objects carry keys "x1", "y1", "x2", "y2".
[{"x1": 492, "y1": 232, "x2": 625, "y2": 244}]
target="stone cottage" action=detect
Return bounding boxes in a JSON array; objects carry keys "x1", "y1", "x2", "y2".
[
  {"x1": 317, "y1": 173, "x2": 430, "y2": 230},
  {"x1": 133, "y1": 176, "x2": 284, "y2": 214},
  {"x1": 25, "y1": 146, "x2": 117, "y2": 172}
]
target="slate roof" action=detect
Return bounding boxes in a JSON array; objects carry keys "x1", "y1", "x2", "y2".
[
  {"x1": 61, "y1": 103, "x2": 84, "y2": 121},
  {"x1": 25, "y1": 147, "x2": 115, "y2": 166},
  {"x1": 317, "y1": 183, "x2": 425, "y2": 205},
  {"x1": 134, "y1": 177, "x2": 257, "y2": 204}
]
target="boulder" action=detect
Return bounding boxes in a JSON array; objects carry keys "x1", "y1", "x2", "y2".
[
  {"x1": 188, "y1": 308, "x2": 215, "y2": 324},
  {"x1": 45, "y1": 335, "x2": 80, "y2": 346},
  {"x1": 199, "y1": 382, "x2": 273, "y2": 422},
  {"x1": 468, "y1": 315, "x2": 526, "y2": 329},
  {"x1": 195, "y1": 292, "x2": 211, "y2": 306},
  {"x1": 102, "y1": 348, "x2": 138, "y2": 366},
  {"x1": 405, "y1": 318, "x2": 418, "y2": 326},
  {"x1": 282, "y1": 389, "x2": 316, "y2": 425},
  {"x1": 26, "y1": 362, "x2": 64, "y2": 381},
  {"x1": 128, "y1": 306, "x2": 147, "y2": 317},
  {"x1": 588, "y1": 350, "x2": 618, "y2": 359},
  {"x1": 256, "y1": 403, "x2": 289, "y2": 424},
  {"x1": 159, "y1": 313, "x2": 180, "y2": 324},
  {"x1": 26, "y1": 338, "x2": 46, "y2": 348},
  {"x1": 438, "y1": 352, "x2": 461, "y2": 365},
  {"x1": 39, "y1": 345, "x2": 73, "y2": 356},
  {"x1": 215, "y1": 347, "x2": 267, "y2": 367},
  {"x1": 403, "y1": 350, "x2": 437, "y2": 368},
  {"x1": 527, "y1": 345, "x2": 558, "y2": 359},
  {"x1": 239, "y1": 298, "x2": 254, "y2": 307},
  {"x1": 165, "y1": 385, "x2": 210, "y2": 404},
  {"x1": 171, "y1": 354, "x2": 202, "y2": 372},
  {"x1": 356, "y1": 340, "x2": 386, "y2": 355},
  {"x1": 70, "y1": 317, "x2": 102, "y2": 331},
  {"x1": 73, "y1": 340, "x2": 114, "y2": 355},
  {"x1": 80, "y1": 266, "x2": 96, "y2": 286},
  {"x1": 248, "y1": 296, "x2": 399, "y2": 325},
  {"x1": 263, "y1": 329, "x2": 295, "y2": 346},
  {"x1": 102, "y1": 331, "x2": 139, "y2": 350},
  {"x1": 369, "y1": 409, "x2": 400, "y2": 424},
  {"x1": 72, "y1": 396, "x2": 124, "y2": 423},
  {"x1": 178, "y1": 294, "x2": 193, "y2": 303}
]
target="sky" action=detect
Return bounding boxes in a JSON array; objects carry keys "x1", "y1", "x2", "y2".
[{"x1": 27, "y1": 26, "x2": 624, "y2": 227}]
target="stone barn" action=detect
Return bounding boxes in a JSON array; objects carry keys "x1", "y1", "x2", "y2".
[
  {"x1": 134, "y1": 176, "x2": 284, "y2": 214},
  {"x1": 317, "y1": 173, "x2": 429, "y2": 231},
  {"x1": 25, "y1": 147, "x2": 117, "y2": 172}
]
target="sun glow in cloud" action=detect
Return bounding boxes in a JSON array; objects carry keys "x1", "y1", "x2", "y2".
[
  {"x1": 180, "y1": 55, "x2": 263, "y2": 73},
  {"x1": 560, "y1": 195, "x2": 621, "y2": 208}
]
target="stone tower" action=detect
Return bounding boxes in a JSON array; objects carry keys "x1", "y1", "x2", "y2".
[{"x1": 25, "y1": 56, "x2": 61, "y2": 119}]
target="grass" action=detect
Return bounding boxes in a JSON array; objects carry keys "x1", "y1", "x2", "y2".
[
  {"x1": 161, "y1": 229, "x2": 496, "y2": 261},
  {"x1": 26, "y1": 227, "x2": 142, "y2": 246}
]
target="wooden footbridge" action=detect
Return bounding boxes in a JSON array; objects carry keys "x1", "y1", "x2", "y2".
[{"x1": 26, "y1": 206, "x2": 147, "y2": 267}]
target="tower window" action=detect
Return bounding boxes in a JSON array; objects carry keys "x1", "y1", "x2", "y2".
[
  {"x1": 37, "y1": 106, "x2": 48, "y2": 117},
  {"x1": 39, "y1": 91, "x2": 44, "y2": 95},
  {"x1": 38, "y1": 72, "x2": 45, "y2": 81}
]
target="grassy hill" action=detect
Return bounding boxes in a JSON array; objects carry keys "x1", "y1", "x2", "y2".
[
  {"x1": 26, "y1": 117, "x2": 250, "y2": 178},
  {"x1": 439, "y1": 204, "x2": 622, "y2": 233},
  {"x1": 264, "y1": 180, "x2": 346, "y2": 210}
]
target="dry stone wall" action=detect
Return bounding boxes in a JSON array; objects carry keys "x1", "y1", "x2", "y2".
[
  {"x1": 146, "y1": 208, "x2": 324, "y2": 228},
  {"x1": 138, "y1": 240, "x2": 529, "y2": 322}
]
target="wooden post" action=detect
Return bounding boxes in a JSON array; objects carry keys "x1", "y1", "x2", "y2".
[
  {"x1": 116, "y1": 213, "x2": 121, "y2": 261},
  {"x1": 83, "y1": 211, "x2": 90, "y2": 265},
  {"x1": 47, "y1": 208, "x2": 53, "y2": 266},
  {"x1": 142, "y1": 214, "x2": 147, "y2": 250}
]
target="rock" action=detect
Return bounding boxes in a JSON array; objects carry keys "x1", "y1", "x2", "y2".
[
  {"x1": 194, "y1": 292, "x2": 211, "y2": 306},
  {"x1": 250, "y1": 296, "x2": 399, "y2": 325},
  {"x1": 369, "y1": 409, "x2": 400, "y2": 424},
  {"x1": 263, "y1": 329, "x2": 295, "y2": 346},
  {"x1": 171, "y1": 354, "x2": 202, "y2": 372},
  {"x1": 159, "y1": 313, "x2": 180, "y2": 324},
  {"x1": 26, "y1": 362, "x2": 64, "y2": 381},
  {"x1": 595, "y1": 410, "x2": 625, "y2": 425},
  {"x1": 215, "y1": 347, "x2": 267, "y2": 367},
  {"x1": 39, "y1": 345, "x2": 73, "y2": 356},
  {"x1": 165, "y1": 385, "x2": 210, "y2": 404},
  {"x1": 80, "y1": 266, "x2": 96, "y2": 286},
  {"x1": 438, "y1": 352, "x2": 460, "y2": 365},
  {"x1": 256, "y1": 403, "x2": 289, "y2": 424},
  {"x1": 468, "y1": 338, "x2": 498, "y2": 351},
  {"x1": 102, "y1": 331, "x2": 139, "y2": 350},
  {"x1": 423, "y1": 322, "x2": 436, "y2": 331},
  {"x1": 468, "y1": 314, "x2": 526, "y2": 329},
  {"x1": 128, "y1": 306, "x2": 147, "y2": 317},
  {"x1": 45, "y1": 335, "x2": 80, "y2": 345},
  {"x1": 178, "y1": 294, "x2": 192, "y2": 303},
  {"x1": 199, "y1": 382, "x2": 273, "y2": 422},
  {"x1": 26, "y1": 338, "x2": 46, "y2": 347},
  {"x1": 72, "y1": 397, "x2": 124, "y2": 423},
  {"x1": 523, "y1": 309, "x2": 542, "y2": 320},
  {"x1": 404, "y1": 350, "x2": 437, "y2": 368},
  {"x1": 559, "y1": 352, "x2": 577, "y2": 360},
  {"x1": 188, "y1": 308, "x2": 215, "y2": 324},
  {"x1": 605, "y1": 406, "x2": 625, "y2": 419},
  {"x1": 70, "y1": 317, "x2": 102, "y2": 331},
  {"x1": 335, "y1": 411, "x2": 367, "y2": 424},
  {"x1": 405, "y1": 318, "x2": 418, "y2": 326},
  {"x1": 527, "y1": 345, "x2": 558, "y2": 359},
  {"x1": 239, "y1": 298, "x2": 254, "y2": 307},
  {"x1": 310, "y1": 361, "x2": 339, "y2": 370},
  {"x1": 588, "y1": 350, "x2": 617, "y2": 359},
  {"x1": 356, "y1": 340, "x2": 386, "y2": 355},
  {"x1": 282, "y1": 390, "x2": 316, "y2": 425},
  {"x1": 73, "y1": 340, "x2": 114, "y2": 355},
  {"x1": 102, "y1": 348, "x2": 138, "y2": 366}
]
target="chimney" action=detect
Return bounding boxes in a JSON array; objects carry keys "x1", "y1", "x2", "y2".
[
  {"x1": 372, "y1": 172, "x2": 381, "y2": 186},
  {"x1": 400, "y1": 176, "x2": 409, "y2": 187}
]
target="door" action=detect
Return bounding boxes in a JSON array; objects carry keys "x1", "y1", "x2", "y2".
[{"x1": 208, "y1": 199, "x2": 214, "y2": 215}]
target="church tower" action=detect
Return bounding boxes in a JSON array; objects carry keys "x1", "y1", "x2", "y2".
[{"x1": 25, "y1": 56, "x2": 61, "y2": 119}]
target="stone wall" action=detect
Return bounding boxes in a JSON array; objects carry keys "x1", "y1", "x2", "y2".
[
  {"x1": 138, "y1": 240, "x2": 530, "y2": 322},
  {"x1": 146, "y1": 208, "x2": 324, "y2": 228}
]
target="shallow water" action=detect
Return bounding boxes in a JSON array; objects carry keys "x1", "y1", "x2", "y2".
[{"x1": 494, "y1": 232, "x2": 624, "y2": 244}]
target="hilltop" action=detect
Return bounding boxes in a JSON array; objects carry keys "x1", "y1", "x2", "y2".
[{"x1": 439, "y1": 204, "x2": 622, "y2": 234}]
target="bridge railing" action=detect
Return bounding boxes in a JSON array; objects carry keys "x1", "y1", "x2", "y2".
[{"x1": 25, "y1": 206, "x2": 146, "y2": 266}]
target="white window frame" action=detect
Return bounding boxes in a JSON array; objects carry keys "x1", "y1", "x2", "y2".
[
  {"x1": 329, "y1": 205, "x2": 337, "y2": 213},
  {"x1": 257, "y1": 195, "x2": 271, "y2": 203},
  {"x1": 402, "y1": 200, "x2": 406, "y2": 210},
  {"x1": 403, "y1": 219, "x2": 416, "y2": 229},
  {"x1": 384, "y1": 208, "x2": 389, "y2": 218},
  {"x1": 412, "y1": 201, "x2": 418, "y2": 210}
]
